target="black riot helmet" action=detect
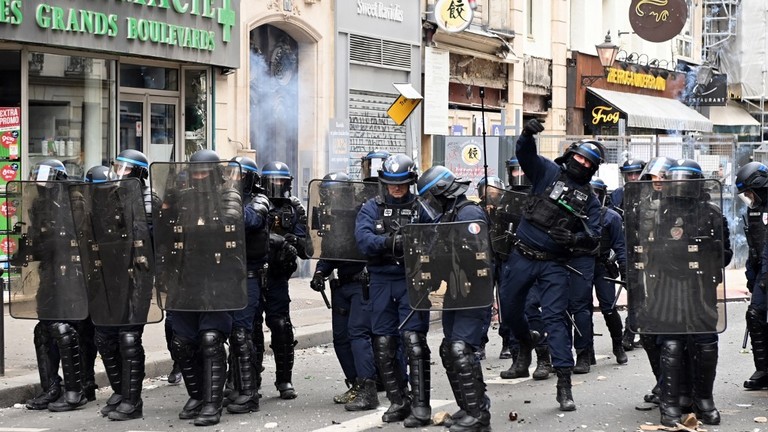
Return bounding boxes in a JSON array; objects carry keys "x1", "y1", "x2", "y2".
[
  {"x1": 261, "y1": 161, "x2": 293, "y2": 198},
  {"x1": 639, "y1": 157, "x2": 674, "y2": 181},
  {"x1": 30, "y1": 159, "x2": 68, "y2": 182},
  {"x1": 666, "y1": 159, "x2": 704, "y2": 199},
  {"x1": 620, "y1": 158, "x2": 646, "y2": 183},
  {"x1": 505, "y1": 158, "x2": 531, "y2": 189},
  {"x1": 320, "y1": 172, "x2": 354, "y2": 202},
  {"x1": 113, "y1": 149, "x2": 149, "y2": 181},
  {"x1": 188, "y1": 149, "x2": 221, "y2": 191},
  {"x1": 555, "y1": 139, "x2": 604, "y2": 184},
  {"x1": 417, "y1": 165, "x2": 469, "y2": 199},
  {"x1": 590, "y1": 177, "x2": 608, "y2": 205},
  {"x1": 228, "y1": 156, "x2": 260, "y2": 196},
  {"x1": 477, "y1": 176, "x2": 505, "y2": 200},
  {"x1": 361, "y1": 150, "x2": 391, "y2": 182},
  {"x1": 378, "y1": 154, "x2": 418, "y2": 186},
  {"x1": 85, "y1": 165, "x2": 117, "y2": 183},
  {"x1": 736, "y1": 161, "x2": 768, "y2": 209}
]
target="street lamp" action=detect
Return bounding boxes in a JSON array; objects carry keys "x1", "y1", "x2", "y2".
[{"x1": 581, "y1": 31, "x2": 620, "y2": 86}]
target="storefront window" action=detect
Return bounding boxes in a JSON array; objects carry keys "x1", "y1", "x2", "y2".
[
  {"x1": 28, "y1": 52, "x2": 115, "y2": 179},
  {"x1": 184, "y1": 69, "x2": 208, "y2": 160},
  {"x1": 120, "y1": 64, "x2": 178, "y2": 91}
]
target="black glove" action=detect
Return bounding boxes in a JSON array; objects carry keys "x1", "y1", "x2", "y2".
[
  {"x1": 548, "y1": 226, "x2": 575, "y2": 246},
  {"x1": 279, "y1": 242, "x2": 298, "y2": 263},
  {"x1": 284, "y1": 233, "x2": 298, "y2": 245},
  {"x1": 747, "y1": 279, "x2": 755, "y2": 293},
  {"x1": 310, "y1": 271, "x2": 325, "y2": 292},
  {"x1": 619, "y1": 265, "x2": 627, "y2": 281},
  {"x1": 384, "y1": 233, "x2": 403, "y2": 254},
  {"x1": 249, "y1": 195, "x2": 270, "y2": 219},
  {"x1": 522, "y1": 119, "x2": 545, "y2": 136}
]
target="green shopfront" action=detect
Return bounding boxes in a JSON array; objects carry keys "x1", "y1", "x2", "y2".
[
  {"x1": 0, "y1": 0, "x2": 240, "y2": 181},
  {"x1": 0, "y1": 0, "x2": 239, "y2": 265}
]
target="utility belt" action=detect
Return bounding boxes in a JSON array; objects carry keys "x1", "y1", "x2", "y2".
[
  {"x1": 247, "y1": 264, "x2": 269, "y2": 287},
  {"x1": 513, "y1": 239, "x2": 562, "y2": 261},
  {"x1": 332, "y1": 271, "x2": 366, "y2": 288}
]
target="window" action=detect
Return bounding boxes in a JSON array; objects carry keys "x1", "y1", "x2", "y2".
[
  {"x1": 527, "y1": 0, "x2": 534, "y2": 38},
  {"x1": 28, "y1": 52, "x2": 115, "y2": 179}
]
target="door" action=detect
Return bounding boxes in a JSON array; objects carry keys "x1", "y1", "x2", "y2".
[{"x1": 119, "y1": 95, "x2": 178, "y2": 162}]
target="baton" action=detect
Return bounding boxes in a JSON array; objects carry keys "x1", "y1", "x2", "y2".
[
  {"x1": 320, "y1": 289, "x2": 331, "y2": 309},
  {"x1": 566, "y1": 311, "x2": 582, "y2": 337},
  {"x1": 398, "y1": 284, "x2": 434, "y2": 331},
  {"x1": 604, "y1": 277, "x2": 627, "y2": 310},
  {"x1": 565, "y1": 264, "x2": 583, "y2": 277},
  {"x1": 743, "y1": 325, "x2": 750, "y2": 350}
]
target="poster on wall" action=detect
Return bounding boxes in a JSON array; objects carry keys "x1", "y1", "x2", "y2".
[
  {"x1": 0, "y1": 107, "x2": 20, "y2": 161},
  {"x1": 443, "y1": 136, "x2": 499, "y2": 197}
]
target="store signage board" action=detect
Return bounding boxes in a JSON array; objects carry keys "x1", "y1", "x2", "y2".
[
  {"x1": 434, "y1": 0, "x2": 474, "y2": 33},
  {"x1": 0, "y1": 0, "x2": 240, "y2": 68},
  {"x1": 387, "y1": 83, "x2": 423, "y2": 126},
  {"x1": 629, "y1": 0, "x2": 687, "y2": 43}
]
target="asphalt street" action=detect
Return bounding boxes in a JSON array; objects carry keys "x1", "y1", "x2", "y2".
[{"x1": 0, "y1": 300, "x2": 764, "y2": 432}]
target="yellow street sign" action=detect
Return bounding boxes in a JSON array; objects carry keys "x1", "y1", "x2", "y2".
[{"x1": 387, "y1": 83, "x2": 423, "y2": 125}]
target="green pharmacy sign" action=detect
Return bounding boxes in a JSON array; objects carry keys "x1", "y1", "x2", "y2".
[{"x1": 0, "y1": 0, "x2": 240, "y2": 68}]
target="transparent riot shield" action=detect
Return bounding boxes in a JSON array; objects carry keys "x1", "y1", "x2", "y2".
[
  {"x1": 624, "y1": 179, "x2": 727, "y2": 334},
  {"x1": 483, "y1": 185, "x2": 527, "y2": 258},
  {"x1": 70, "y1": 178, "x2": 162, "y2": 326},
  {"x1": 307, "y1": 179, "x2": 378, "y2": 262},
  {"x1": 402, "y1": 220, "x2": 494, "y2": 311},
  {"x1": 150, "y1": 161, "x2": 247, "y2": 312},
  {"x1": 6, "y1": 181, "x2": 88, "y2": 320}
]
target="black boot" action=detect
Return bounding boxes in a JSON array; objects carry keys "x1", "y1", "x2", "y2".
[
  {"x1": 227, "y1": 328, "x2": 260, "y2": 414},
  {"x1": 532, "y1": 345, "x2": 553, "y2": 380},
  {"x1": 439, "y1": 339, "x2": 465, "y2": 428},
  {"x1": 109, "y1": 332, "x2": 145, "y2": 421},
  {"x1": 333, "y1": 379, "x2": 358, "y2": 405},
  {"x1": 555, "y1": 367, "x2": 576, "y2": 411},
  {"x1": 500, "y1": 331, "x2": 538, "y2": 379},
  {"x1": 344, "y1": 378, "x2": 380, "y2": 411},
  {"x1": 269, "y1": 315, "x2": 298, "y2": 399},
  {"x1": 499, "y1": 343, "x2": 513, "y2": 360},
  {"x1": 48, "y1": 323, "x2": 88, "y2": 412},
  {"x1": 745, "y1": 306, "x2": 768, "y2": 389},
  {"x1": 573, "y1": 348, "x2": 591, "y2": 374},
  {"x1": 659, "y1": 340, "x2": 683, "y2": 427},
  {"x1": 251, "y1": 320, "x2": 265, "y2": 394},
  {"x1": 194, "y1": 331, "x2": 227, "y2": 426},
  {"x1": 373, "y1": 335, "x2": 411, "y2": 423},
  {"x1": 641, "y1": 334, "x2": 662, "y2": 403},
  {"x1": 26, "y1": 322, "x2": 62, "y2": 410},
  {"x1": 692, "y1": 342, "x2": 720, "y2": 425},
  {"x1": 402, "y1": 331, "x2": 431, "y2": 428},
  {"x1": 95, "y1": 330, "x2": 123, "y2": 416},
  {"x1": 448, "y1": 341, "x2": 492, "y2": 432},
  {"x1": 171, "y1": 335, "x2": 204, "y2": 420},
  {"x1": 604, "y1": 310, "x2": 628, "y2": 364}
]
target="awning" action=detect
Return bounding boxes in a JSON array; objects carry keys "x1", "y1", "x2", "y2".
[
  {"x1": 586, "y1": 87, "x2": 713, "y2": 132},
  {"x1": 708, "y1": 103, "x2": 760, "y2": 126}
]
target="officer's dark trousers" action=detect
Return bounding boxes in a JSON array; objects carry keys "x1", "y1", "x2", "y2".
[
  {"x1": 333, "y1": 280, "x2": 376, "y2": 381},
  {"x1": 500, "y1": 250, "x2": 573, "y2": 368},
  {"x1": 255, "y1": 275, "x2": 296, "y2": 388}
]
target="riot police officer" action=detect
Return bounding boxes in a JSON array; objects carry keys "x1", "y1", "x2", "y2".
[
  {"x1": 610, "y1": 158, "x2": 646, "y2": 213},
  {"x1": 224, "y1": 156, "x2": 270, "y2": 414},
  {"x1": 588, "y1": 178, "x2": 628, "y2": 366},
  {"x1": 418, "y1": 165, "x2": 492, "y2": 432},
  {"x1": 355, "y1": 154, "x2": 435, "y2": 426},
  {"x1": 626, "y1": 159, "x2": 731, "y2": 427},
  {"x1": 310, "y1": 172, "x2": 379, "y2": 410},
  {"x1": 735, "y1": 162, "x2": 768, "y2": 390},
  {"x1": 156, "y1": 149, "x2": 246, "y2": 426},
  {"x1": 256, "y1": 161, "x2": 312, "y2": 400},
  {"x1": 114, "y1": 149, "x2": 182, "y2": 385},
  {"x1": 20, "y1": 160, "x2": 92, "y2": 412},
  {"x1": 500, "y1": 120, "x2": 603, "y2": 411}
]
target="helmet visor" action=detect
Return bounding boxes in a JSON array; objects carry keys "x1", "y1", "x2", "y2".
[
  {"x1": 112, "y1": 160, "x2": 135, "y2": 180},
  {"x1": 30, "y1": 164, "x2": 63, "y2": 183}
]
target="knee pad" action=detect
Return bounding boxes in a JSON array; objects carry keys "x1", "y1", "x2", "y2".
[
  {"x1": 33, "y1": 321, "x2": 51, "y2": 347},
  {"x1": 230, "y1": 327, "x2": 252, "y2": 357},
  {"x1": 403, "y1": 331, "x2": 429, "y2": 360},
  {"x1": 171, "y1": 334, "x2": 198, "y2": 362},
  {"x1": 120, "y1": 331, "x2": 144, "y2": 358},
  {"x1": 200, "y1": 330, "x2": 225, "y2": 358},
  {"x1": 747, "y1": 305, "x2": 768, "y2": 327},
  {"x1": 50, "y1": 322, "x2": 77, "y2": 348}
]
